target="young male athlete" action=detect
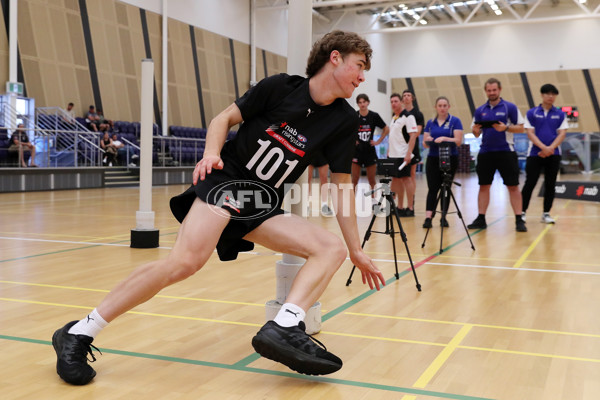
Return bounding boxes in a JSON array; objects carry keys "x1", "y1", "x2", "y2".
[
  {"x1": 352, "y1": 93, "x2": 389, "y2": 198},
  {"x1": 52, "y1": 30, "x2": 386, "y2": 385}
]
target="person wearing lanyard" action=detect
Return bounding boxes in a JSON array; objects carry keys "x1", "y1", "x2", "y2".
[
  {"x1": 521, "y1": 83, "x2": 568, "y2": 224},
  {"x1": 422, "y1": 96, "x2": 464, "y2": 228},
  {"x1": 468, "y1": 77, "x2": 527, "y2": 232}
]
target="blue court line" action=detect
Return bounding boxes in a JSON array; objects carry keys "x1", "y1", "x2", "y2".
[{"x1": 0, "y1": 334, "x2": 494, "y2": 400}]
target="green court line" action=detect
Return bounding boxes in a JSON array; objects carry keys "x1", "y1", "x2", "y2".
[
  {"x1": 0, "y1": 232, "x2": 177, "y2": 264},
  {"x1": 0, "y1": 334, "x2": 494, "y2": 400},
  {"x1": 0, "y1": 218, "x2": 504, "y2": 399}
]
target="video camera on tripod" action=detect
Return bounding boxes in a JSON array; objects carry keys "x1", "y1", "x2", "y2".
[
  {"x1": 376, "y1": 158, "x2": 407, "y2": 177},
  {"x1": 438, "y1": 142, "x2": 452, "y2": 173}
]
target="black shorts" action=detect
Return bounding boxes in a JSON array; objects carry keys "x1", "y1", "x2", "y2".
[
  {"x1": 411, "y1": 146, "x2": 422, "y2": 165},
  {"x1": 170, "y1": 171, "x2": 284, "y2": 262},
  {"x1": 387, "y1": 157, "x2": 411, "y2": 178},
  {"x1": 353, "y1": 147, "x2": 378, "y2": 168},
  {"x1": 310, "y1": 152, "x2": 328, "y2": 168},
  {"x1": 476, "y1": 151, "x2": 520, "y2": 186}
]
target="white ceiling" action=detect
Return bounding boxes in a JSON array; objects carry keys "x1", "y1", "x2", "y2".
[{"x1": 257, "y1": 0, "x2": 600, "y2": 32}]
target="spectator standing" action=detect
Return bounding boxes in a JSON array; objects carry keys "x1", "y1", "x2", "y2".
[
  {"x1": 387, "y1": 93, "x2": 417, "y2": 216},
  {"x1": 467, "y1": 78, "x2": 527, "y2": 232},
  {"x1": 422, "y1": 96, "x2": 463, "y2": 228},
  {"x1": 521, "y1": 84, "x2": 568, "y2": 224},
  {"x1": 398, "y1": 90, "x2": 424, "y2": 215}
]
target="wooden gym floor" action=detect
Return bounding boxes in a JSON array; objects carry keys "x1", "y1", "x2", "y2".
[{"x1": 1, "y1": 172, "x2": 599, "y2": 400}]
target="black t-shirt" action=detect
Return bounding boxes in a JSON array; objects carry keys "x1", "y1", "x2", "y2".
[
  {"x1": 356, "y1": 110, "x2": 386, "y2": 152},
  {"x1": 11, "y1": 131, "x2": 29, "y2": 144},
  {"x1": 224, "y1": 73, "x2": 357, "y2": 202},
  {"x1": 401, "y1": 108, "x2": 424, "y2": 158}
]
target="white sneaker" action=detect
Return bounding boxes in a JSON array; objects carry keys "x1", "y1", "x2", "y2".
[
  {"x1": 541, "y1": 213, "x2": 555, "y2": 224},
  {"x1": 108, "y1": 162, "x2": 113, "y2": 167},
  {"x1": 321, "y1": 204, "x2": 334, "y2": 217},
  {"x1": 521, "y1": 212, "x2": 526, "y2": 222}
]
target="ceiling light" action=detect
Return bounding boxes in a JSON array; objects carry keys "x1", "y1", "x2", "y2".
[
  {"x1": 494, "y1": 9, "x2": 502, "y2": 15},
  {"x1": 419, "y1": 19, "x2": 427, "y2": 25}
]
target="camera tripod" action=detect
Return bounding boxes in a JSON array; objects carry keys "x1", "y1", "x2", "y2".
[
  {"x1": 346, "y1": 178, "x2": 421, "y2": 292},
  {"x1": 421, "y1": 171, "x2": 475, "y2": 253}
]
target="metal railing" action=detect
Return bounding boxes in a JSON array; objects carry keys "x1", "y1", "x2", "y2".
[{"x1": 35, "y1": 107, "x2": 103, "y2": 167}]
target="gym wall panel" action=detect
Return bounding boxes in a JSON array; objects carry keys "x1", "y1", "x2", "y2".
[
  {"x1": 16, "y1": 0, "x2": 92, "y2": 116},
  {"x1": 168, "y1": 83, "x2": 182, "y2": 124},
  {"x1": 75, "y1": 67, "x2": 93, "y2": 109},
  {"x1": 5, "y1": 0, "x2": 287, "y2": 129},
  {"x1": 20, "y1": 58, "x2": 43, "y2": 103},
  {"x1": 0, "y1": 3, "x2": 7, "y2": 87},
  {"x1": 255, "y1": 49, "x2": 264, "y2": 82},
  {"x1": 167, "y1": 20, "x2": 199, "y2": 127},
  {"x1": 39, "y1": 62, "x2": 62, "y2": 107},
  {"x1": 66, "y1": 12, "x2": 87, "y2": 67},
  {"x1": 146, "y1": 10, "x2": 163, "y2": 112},
  {"x1": 233, "y1": 39, "x2": 250, "y2": 96},
  {"x1": 49, "y1": 8, "x2": 73, "y2": 65}
]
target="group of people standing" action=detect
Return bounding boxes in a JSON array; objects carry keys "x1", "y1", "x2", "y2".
[{"x1": 352, "y1": 77, "x2": 568, "y2": 232}]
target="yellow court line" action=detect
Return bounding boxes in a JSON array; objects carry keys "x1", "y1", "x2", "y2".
[
  {"x1": 345, "y1": 311, "x2": 600, "y2": 338},
  {"x1": 0, "y1": 281, "x2": 264, "y2": 307},
  {"x1": 458, "y1": 345, "x2": 600, "y2": 364},
  {"x1": 513, "y1": 218, "x2": 558, "y2": 268},
  {"x1": 3, "y1": 297, "x2": 600, "y2": 365},
  {"x1": 0, "y1": 298, "x2": 262, "y2": 327},
  {"x1": 322, "y1": 330, "x2": 445, "y2": 347},
  {"x1": 413, "y1": 325, "x2": 473, "y2": 388}
]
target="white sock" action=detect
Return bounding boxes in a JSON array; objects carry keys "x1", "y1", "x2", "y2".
[
  {"x1": 68, "y1": 308, "x2": 108, "y2": 338},
  {"x1": 273, "y1": 303, "x2": 306, "y2": 327}
]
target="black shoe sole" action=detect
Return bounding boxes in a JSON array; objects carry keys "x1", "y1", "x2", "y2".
[
  {"x1": 467, "y1": 224, "x2": 487, "y2": 229},
  {"x1": 252, "y1": 332, "x2": 342, "y2": 375},
  {"x1": 52, "y1": 324, "x2": 96, "y2": 385}
]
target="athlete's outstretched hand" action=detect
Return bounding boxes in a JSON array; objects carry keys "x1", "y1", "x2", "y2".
[
  {"x1": 350, "y1": 249, "x2": 386, "y2": 291},
  {"x1": 193, "y1": 154, "x2": 224, "y2": 185}
]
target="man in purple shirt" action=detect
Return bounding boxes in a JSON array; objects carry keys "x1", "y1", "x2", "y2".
[
  {"x1": 521, "y1": 83, "x2": 568, "y2": 224},
  {"x1": 468, "y1": 78, "x2": 527, "y2": 232}
]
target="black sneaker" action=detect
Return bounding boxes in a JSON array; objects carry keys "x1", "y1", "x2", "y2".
[
  {"x1": 395, "y1": 207, "x2": 406, "y2": 217},
  {"x1": 251, "y1": 321, "x2": 342, "y2": 375},
  {"x1": 516, "y1": 219, "x2": 528, "y2": 232},
  {"x1": 422, "y1": 218, "x2": 432, "y2": 228},
  {"x1": 467, "y1": 217, "x2": 487, "y2": 229},
  {"x1": 404, "y1": 208, "x2": 415, "y2": 217},
  {"x1": 52, "y1": 321, "x2": 101, "y2": 385},
  {"x1": 440, "y1": 217, "x2": 449, "y2": 228}
]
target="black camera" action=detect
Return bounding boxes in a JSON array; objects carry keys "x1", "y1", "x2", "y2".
[
  {"x1": 438, "y1": 143, "x2": 452, "y2": 173},
  {"x1": 376, "y1": 158, "x2": 403, "y2": 176}
]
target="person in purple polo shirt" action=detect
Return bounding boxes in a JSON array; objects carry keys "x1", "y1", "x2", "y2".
[
  {"x1": 521, "y1": 84, "x2": 568, "y2": 224},
  {"x1": 467, "y1": 77, "x2": 527, "y2": 232}
]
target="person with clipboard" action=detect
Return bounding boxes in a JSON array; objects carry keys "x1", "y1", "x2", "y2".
[{"x1": 468, "y1": 78, "x2": 527, "y2": 232}]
